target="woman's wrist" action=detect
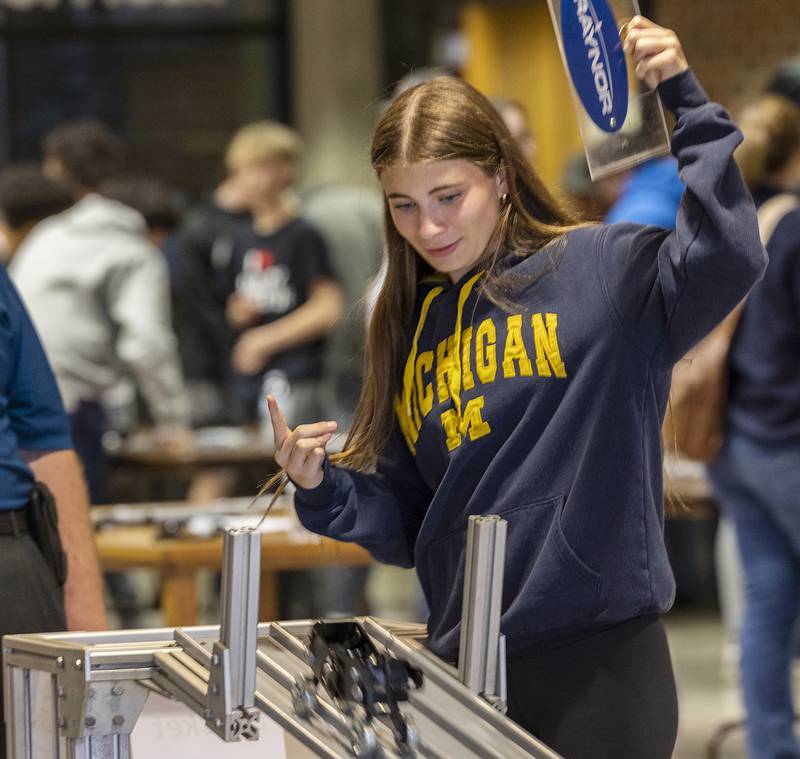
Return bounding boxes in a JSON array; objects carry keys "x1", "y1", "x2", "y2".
[
  {"x1": 292, "y1": 456, "x2": 335, "y2": 507},
  {"x1": 657, "y1": 68, "x2": 709, "y2": 114}
]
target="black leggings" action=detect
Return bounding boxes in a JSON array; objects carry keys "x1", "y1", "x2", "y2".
[{"x1": 506, "y1": 616, "x2": 678, "y2": 759}]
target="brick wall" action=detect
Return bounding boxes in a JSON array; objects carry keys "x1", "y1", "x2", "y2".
[{"x1": 654, "y1": 0, "x2": 800, "y2": 111}]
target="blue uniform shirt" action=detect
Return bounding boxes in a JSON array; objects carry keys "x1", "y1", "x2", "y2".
[{"x1": 0, "y1": 266, "x2": 72, "y2": 510}]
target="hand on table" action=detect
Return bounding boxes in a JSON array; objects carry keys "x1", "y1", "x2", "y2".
[
  {"x1": 622, "y1": 16, "x2": 689, "y2": 90},
  {"x1": 267, "y1": 395, "x2": 337, "y2": 490}
]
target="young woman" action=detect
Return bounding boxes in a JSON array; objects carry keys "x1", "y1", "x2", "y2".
[
  {"x1": 708, "y1": 93, "x2": 800, "y2": 759},
  {"x1": 267, "y1": 16, "x2": 767, "y2": 759}
]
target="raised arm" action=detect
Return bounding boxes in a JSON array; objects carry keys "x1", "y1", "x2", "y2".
[{"x1": 599, "y1": 18, "x2": 767, "y2": 363}]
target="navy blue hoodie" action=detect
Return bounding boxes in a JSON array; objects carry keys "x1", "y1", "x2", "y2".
[
  {"x1": 295, "y1": 70, "x2": 768, "y2": 659},
  {"x1": 727, "y1": 186, "x2": 800, "y2": 443}
]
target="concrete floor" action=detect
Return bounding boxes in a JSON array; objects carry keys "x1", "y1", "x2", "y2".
[{"x1": 666, "y1": 611, "x2": 747, "y2": 759}]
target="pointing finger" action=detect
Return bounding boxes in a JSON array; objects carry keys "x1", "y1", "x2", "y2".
[{"x1": 267, "y1": 395, "x2": 291, "y2": 449}]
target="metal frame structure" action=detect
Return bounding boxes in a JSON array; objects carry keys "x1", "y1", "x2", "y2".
[
  {"x1": 3, "y1": 521, "x2": 562, "y2": 758},
  {"x1": 458, "y1": 515, "x2": 508, "y2": 711},
  {"x1": 149, "y1": 528, "x2": 261, "y2": 742}
]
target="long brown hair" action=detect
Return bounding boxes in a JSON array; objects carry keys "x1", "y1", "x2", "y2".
[{"x1": 330, "y1": 76, "x2": 584, "y2": 474}]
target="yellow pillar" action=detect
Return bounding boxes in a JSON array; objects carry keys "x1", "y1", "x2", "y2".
[
  {"x1": 461, "y1": 2, "x2": 582, "y2": 190},
  {"x1": 291, "y1": 0, "x2": 382, "y2": 188}
]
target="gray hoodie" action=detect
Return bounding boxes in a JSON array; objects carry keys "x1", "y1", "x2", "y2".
[{"x1": 10, "y1": 193, "x2": 189, "y2": 426}]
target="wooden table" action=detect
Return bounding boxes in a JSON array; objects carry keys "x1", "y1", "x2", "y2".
[
  {"x1": 94, "y1": 522, "x2": 373, "y2": 626},
  {"x1": 94, "y1": 454, "x2": 713, "y2": 627},
  {"x1": 104, "y1": 427, "x2": 278, "y2": 502},
  {"x1": 105, "y1": 427, "x2": 276, "y2": 473}
]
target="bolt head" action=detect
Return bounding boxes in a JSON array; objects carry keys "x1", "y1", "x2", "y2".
[
  {"x1": 73, "y1": 659, "x2": 83, "y2": 670},
  {"x1": 111, "y1": 685, "x2": 124, "y2": 696},
  {"x1": 56, "y1": 656, "x2": 64, "y2": 668},
  {"x1": 84, "y1": 716, "x2": 96, "y2": 728},
  {"x1": 112, "y1": 715, "x2": 125, "y2": 726}
]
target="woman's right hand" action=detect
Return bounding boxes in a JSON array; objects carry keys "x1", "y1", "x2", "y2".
[
  {"x1": 622, "y1": 16, "x2": 688, "y2": 90},
  {"x1": 267, "y1": 395, "x2": 337, "y2": 490}
]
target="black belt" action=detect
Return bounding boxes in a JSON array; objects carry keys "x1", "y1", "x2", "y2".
[{"x1": 0, "y1": 507, "x2": 28, "y2": 536}]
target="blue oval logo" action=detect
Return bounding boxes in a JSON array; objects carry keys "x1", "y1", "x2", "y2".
[{"x1": 560, "y1": 0, "x2": 628, "y2": 133}]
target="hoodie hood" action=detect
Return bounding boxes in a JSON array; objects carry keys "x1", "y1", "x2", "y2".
[{"x1": 61, "y1": 193, "x2": 148, "y2": 236}]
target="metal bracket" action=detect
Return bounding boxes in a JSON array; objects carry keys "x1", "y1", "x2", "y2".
[
  {"x1": 49, "y1": 650, "x2": 147, "y2": 744},
  {"x1": 70, "y1": 680, "x2": 149, "y2": 739},
  {"x1": 149, "y1": 528, "x2": 261, "y2": 742}
]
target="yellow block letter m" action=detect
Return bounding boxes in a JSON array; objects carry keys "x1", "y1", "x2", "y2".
[{"x1": 440, "y1": 396, "x2": 491, "y2": 451}]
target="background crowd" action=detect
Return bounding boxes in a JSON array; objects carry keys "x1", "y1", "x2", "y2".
[{"x1": 0, "y1": 3, "x2": 798, "y2": 757}]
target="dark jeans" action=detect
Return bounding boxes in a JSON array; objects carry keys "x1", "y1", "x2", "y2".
[
  {"x1": 506, "y1": 616, "x2": 678, "y2": 759},
  {"x1": 709, "y1": 432, "x2": 800, "y2": 759},
  {"x1": 68, "y1": 400, "x2": 108, "y2": 504},
  {"x1": 0, "y1": 533, "x2": 66, "y2": 758}
]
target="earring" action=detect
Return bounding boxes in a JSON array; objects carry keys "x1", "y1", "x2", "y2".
[{"x1": 501, "y1": 192, "x2": 509, "y2": 205}]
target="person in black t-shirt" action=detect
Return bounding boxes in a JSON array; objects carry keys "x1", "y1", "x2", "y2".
[
  {"x1": 224, "y1": 123, "x2": 354, "y2": 620},
  {"x1": 224, "y1": 121, "x2": 342, "y2": 426}
]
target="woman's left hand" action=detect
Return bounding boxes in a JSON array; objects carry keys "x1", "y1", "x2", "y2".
[{"x1": 622, "y1": 16, "x2": 689, "y2": 90}]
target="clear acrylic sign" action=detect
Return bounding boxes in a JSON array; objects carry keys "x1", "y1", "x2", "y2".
[{"x1": 547, "y1": 0, "x2": 671, "y2": 179}]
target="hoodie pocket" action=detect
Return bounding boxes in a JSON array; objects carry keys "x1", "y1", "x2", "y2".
[{"x1": 423, "y1": 496, "x2": 604, "y2": 645}]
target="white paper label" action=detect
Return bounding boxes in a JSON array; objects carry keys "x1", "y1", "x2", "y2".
[{"x1": 131, "y1": 692, "x2": 285, "y2": 758}]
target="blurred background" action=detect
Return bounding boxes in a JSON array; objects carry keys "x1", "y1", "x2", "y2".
[
  {"x1": 0, "y1": 0, "x2": 794, "y2": 193},
  {"x1": 2, "y1": 2, "x2": 799, "y2": 757}
]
